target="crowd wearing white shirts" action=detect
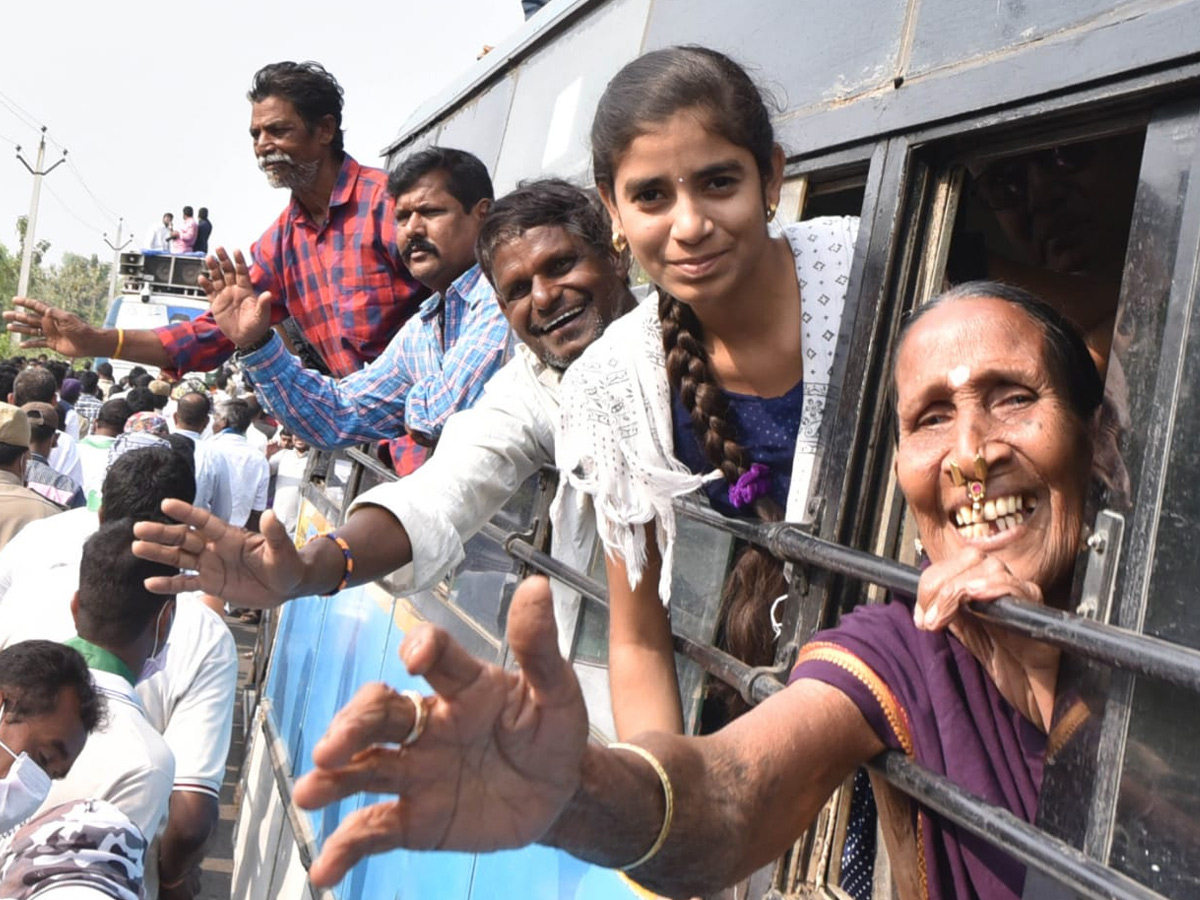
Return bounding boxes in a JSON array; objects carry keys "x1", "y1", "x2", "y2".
[{"x1": 0, "y1": 361, "x2": 283, "y2": 898}]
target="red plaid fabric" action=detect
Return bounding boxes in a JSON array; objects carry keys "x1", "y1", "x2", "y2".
[{"x1": 154, "y1": 155, "x2": 427, "y2": 378}]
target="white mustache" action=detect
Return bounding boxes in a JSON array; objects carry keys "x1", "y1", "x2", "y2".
[{"x1": 258, "y1": 152, "x2": 296, "y2": 171}]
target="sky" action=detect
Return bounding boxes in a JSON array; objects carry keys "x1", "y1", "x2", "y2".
[{"x1": 0, "y1": 0, "x2": 526, "y2": 269}]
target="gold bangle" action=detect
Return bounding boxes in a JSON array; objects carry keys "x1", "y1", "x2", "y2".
[
  {"x1": 114, "y1": 328, "x2": 125, "y2": 359},
  {"x1": 611, "y1": 742, "x2": 674, "y2": 871}
]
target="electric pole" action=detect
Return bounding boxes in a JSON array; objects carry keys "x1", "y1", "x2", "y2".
[
  {"x1": 103, "y1": 218, "x2": 132, "y2": 307},
  {"x1": 15, "y1": 127, "x2": 68, "y2": 299}
]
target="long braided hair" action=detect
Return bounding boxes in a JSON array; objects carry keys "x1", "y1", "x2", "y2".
[{"x1": 593, "y1": 47, "x2": 787, "y2": 721}]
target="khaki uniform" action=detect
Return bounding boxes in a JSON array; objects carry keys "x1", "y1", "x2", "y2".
[{"x1": 0, "y1": 469, "x2": 61, "y2": 550}]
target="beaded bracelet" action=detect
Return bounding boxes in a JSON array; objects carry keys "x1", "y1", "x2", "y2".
[
  {"x1": 610, "y1": 742, "x2": 675, "y2": 871},
  {"x1": 315, "y1": 532, "x2": 354, "y2": 595}
]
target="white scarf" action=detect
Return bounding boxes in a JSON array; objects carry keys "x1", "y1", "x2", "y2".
[{"x1": 555, "y1": 216, "x2": 859, "y2": 602}]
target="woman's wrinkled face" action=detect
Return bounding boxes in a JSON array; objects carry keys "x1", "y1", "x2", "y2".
[
  {"x1": 894, "y1": 296, "x2": 1094, "y2": 599},
  {"x1": 600, "y1": 110, "x2": 780, "y2": 311}
]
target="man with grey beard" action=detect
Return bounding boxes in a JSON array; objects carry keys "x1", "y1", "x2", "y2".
[{"x1": 6, "y1": 61, "x2": 427, "y2": 386}]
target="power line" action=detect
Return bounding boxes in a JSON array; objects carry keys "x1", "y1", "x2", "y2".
[
  {"x1": 0, "y1": 91, "x2": 122, "y2": 223},
  {"x1": 43, "y1": 181, "x2": 107, "y2": 236},
  {"x1": 65, "y1": 157, "x2": 121, "y2": 222},
  {"x1": 0, "y1": 97, "x2": 41, "y2": 135},
  {"x1": 0, "y1": 88, "x2": 44, "y2": 131},
  {"x1": 0, "y1": 131, "x2": 19, "y2": 148}
]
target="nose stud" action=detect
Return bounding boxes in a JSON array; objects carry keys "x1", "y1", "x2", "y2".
[{"x1": 950, "y1": 450, "x2": 989, "y2": 511}]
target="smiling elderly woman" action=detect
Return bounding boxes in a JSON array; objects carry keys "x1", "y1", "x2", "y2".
[{"x1": 197, "y1": 281, "x2": 1105, "y2": 900}]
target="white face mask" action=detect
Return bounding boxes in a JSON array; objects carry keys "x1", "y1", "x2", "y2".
[
  {"x1": 0, "y1": 704, "x2": 52, "y2": 833},
  {"x1": 138, "y1": 603, "x2": 174, "y2": 683}
]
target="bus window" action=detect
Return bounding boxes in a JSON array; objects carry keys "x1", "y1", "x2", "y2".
[
  {"x1": 946, "y1": 129, "x2": 1146, "y2": 373},
  {"x1": 880, "y1": 118, "x2": 1200, "y2": 897}
]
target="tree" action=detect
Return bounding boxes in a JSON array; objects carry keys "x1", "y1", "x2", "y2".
[
  {"x1": 0, "y1": 242, "x2": 18, "y2": 314},
  {"x1": 0, "y1": 217, "x2": 110, "y2": 335},
  {"x1": 15, "y1": 215, "x2": 51, "y2": 270},
  {"x1": 36, "y1": 252, "x2": 111, "y2": 328}
]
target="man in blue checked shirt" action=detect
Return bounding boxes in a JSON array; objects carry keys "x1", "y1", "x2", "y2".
[{"x1": 203, "y1": 147, "x2": 509, "y2": 473}]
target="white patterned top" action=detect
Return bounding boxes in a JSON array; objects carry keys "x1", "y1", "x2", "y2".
[{"x1": 554, "y1": 215, "x2": 859, "y2": 602}]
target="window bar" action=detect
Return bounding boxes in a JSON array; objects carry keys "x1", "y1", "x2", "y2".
[
  {"x1": 675, "y1": 500, "x2": 1200, "y2": 695},
  {"x1": 502, "y1": 534, "x2": 781, "y2": 703},
  {"x1": 870, "y1": 752, "x2": 1170, "y2": 900},
  {"x1": 500, "y1": 531, "x2": 1165, "y2": 900}
]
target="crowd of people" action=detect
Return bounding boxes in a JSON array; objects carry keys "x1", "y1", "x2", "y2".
[{"x1": 0, "y1": 41, "x2": 1138, "y2": 900}]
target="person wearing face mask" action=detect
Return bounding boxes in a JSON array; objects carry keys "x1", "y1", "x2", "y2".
[
  {"x1": 0, "y1": 448, "x2": 237, "y2": 900},
  {"x1": 39, "y1": 519, "x2": 178, "y2": 845},
  {"x1": 0, "y1": 640, "x2": 103, "y2": 835}
]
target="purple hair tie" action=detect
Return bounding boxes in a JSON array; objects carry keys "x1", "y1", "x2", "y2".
[{"x1": 728, "y1": 463, "x2": 771, "y2": 509}]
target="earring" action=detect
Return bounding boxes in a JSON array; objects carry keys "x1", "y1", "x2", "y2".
[
  {"x1": 612, "y1": 231, "x2": 628, "y2": 254},
  {"x1": 766, "y1": 203, "x2": 778, "y2": 222}
]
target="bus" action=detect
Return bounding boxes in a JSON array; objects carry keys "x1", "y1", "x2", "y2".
[{"x1": 232, "y1": 2, "x2": 1200, "y2": 898}]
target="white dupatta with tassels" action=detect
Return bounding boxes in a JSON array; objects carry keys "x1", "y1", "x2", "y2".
[{"x1": 554, "y1": 215, "x2": 859, "y2": 603}]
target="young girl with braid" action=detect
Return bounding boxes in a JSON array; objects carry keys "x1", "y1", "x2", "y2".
[{"x1": 557, "y1": 46, "x2": 859, "y2": 738}]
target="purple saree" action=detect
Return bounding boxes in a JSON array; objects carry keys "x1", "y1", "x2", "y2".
[{"x1": 790, "y1": 597, "x2": 1045, "y2": 900}]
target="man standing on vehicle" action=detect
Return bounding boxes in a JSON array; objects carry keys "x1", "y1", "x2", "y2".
[
  {"x1": 206, "y1": 147, "x2": 510, "y2": 473},
  {"x1": 146, "y1": 213, "x2": 173, "y2": 252},
  {"x1": 170, "y1": 207, "x2": 198, "y2": 254},
  {"x1": 194, "y1": 208, "x2": 212, "y2": 255},
  {"x1": 5, "y1": 61, "x2": 427, "y2": 383}
]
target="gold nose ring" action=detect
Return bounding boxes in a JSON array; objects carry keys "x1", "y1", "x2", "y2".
[{"x1": 950, "y1": 450, "x2": 989, "y2": 511}]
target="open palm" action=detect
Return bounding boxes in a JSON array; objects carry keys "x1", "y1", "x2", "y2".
[
  {"x1": 201, "y1": 247, "x2": 274, "y2": 347},
  {"x1": 292, "y1": 578, "x2": 590, "y2": 888},
  {"x1": 132, "y1": 500, "x2": 303, "y2": 608}
]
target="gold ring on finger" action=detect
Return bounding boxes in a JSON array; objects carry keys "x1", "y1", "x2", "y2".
[{"x1": 399, "y1": 690, "x2": 428, "y2": 747}]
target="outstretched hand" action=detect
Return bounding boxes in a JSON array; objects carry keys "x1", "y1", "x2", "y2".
[
  {"x1": 132, "y1": 499, "x2": 303, "y2": 607},
  {"x1": 200, "y1": 248, "x2": 274, "y2": 348},
  {"x1": 293, "y1": 576, "x2": 589, "y2": 888},
  {"x1": 3, "y1": 297, "x2": 96, "y2": 357}
]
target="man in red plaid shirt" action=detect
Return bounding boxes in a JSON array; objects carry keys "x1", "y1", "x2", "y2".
[{"x1": 6, "y1": 61, "x2": 427, "y2": 383}]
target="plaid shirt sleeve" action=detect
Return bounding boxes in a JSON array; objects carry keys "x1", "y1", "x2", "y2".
[
  {"x1": 154, "y1": 311, "x2": 237, "y2": 376},
  {"x1": 241, "y1": 330, "x2": 415, "y2": 450},
  {"x1": 403, "y1": 276, "x2": 511, "y2": 441},
  {"x1": 153, "y1": 222, "x2": 291, "y2": 376}
]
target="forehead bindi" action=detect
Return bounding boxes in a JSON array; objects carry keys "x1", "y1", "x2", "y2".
[
  {"x1": 897, "y1": 300, "x2": 1048, "y2": 399},
  {"x1": 615, "y1": 115, "x2": 748, "y2": 187}
]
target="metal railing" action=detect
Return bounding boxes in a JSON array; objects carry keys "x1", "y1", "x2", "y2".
[
  {"x1": 495, "y1": 492, "x2": 1198, "y2": 900},
  {"x1": 320, "y1": 445, "x2": 1191, "y2": 900},
  {"x1": 675, "y1": 499, "x2": 1200, "y2": 695},
  {"x1": 500, "y1": 526, "x2": 1171, "y2": 900}
]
